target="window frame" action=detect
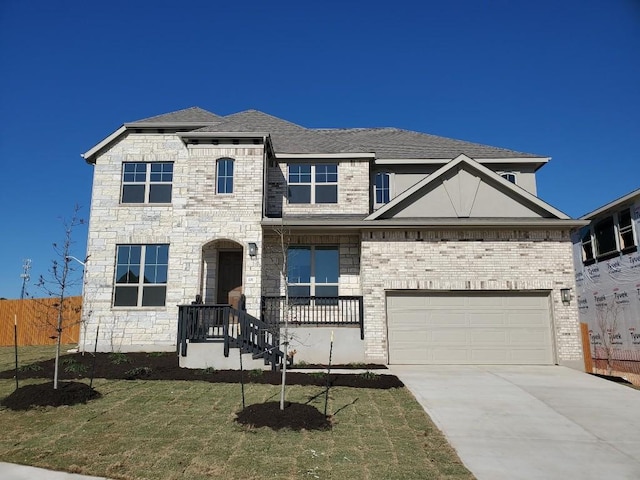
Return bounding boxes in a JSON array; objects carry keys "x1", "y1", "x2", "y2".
[
  {"x1": 581, "y1": 207, "x2": 637, "y2": 264},
  {"x1": 216, "y1": 158, "x2": 234, "y2": 194},
  {"x1": 499, "y1": 172, "x2": 517, "y2": 184},
  {"x1": 113, "y1": 244, "x2": 169, "y2": 307},
  {"x1": 287, "y1": 164, "x2": 338, "y2": 204},
  {"x1": 286, "y1": 246, "x2": 339, "y2": 303},
  {"x1": 121, "y1": 162, "x2": 173, "y2": 204},
  {"x1": 374, "y1": 172, "x2": 391, "y2": 205}
]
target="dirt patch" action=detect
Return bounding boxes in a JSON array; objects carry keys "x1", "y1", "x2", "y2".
[
  {"x1": 1, "y1": 381, "x2": 100, "y2": 410},
  {"x1": 235, "y1": 401, "x2": 332, "y2": 431},
  {"x1": 0, "y1": 352, "x2": 404, "y2": 389}
]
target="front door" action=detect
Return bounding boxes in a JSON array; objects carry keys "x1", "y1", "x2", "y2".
[{"x1": 217, "y1": 251, "x2": 243, "y2": 308}]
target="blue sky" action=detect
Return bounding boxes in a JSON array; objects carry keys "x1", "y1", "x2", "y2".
[{"x1": 1, "y1": 0, "x2": 638, "y2": 299}]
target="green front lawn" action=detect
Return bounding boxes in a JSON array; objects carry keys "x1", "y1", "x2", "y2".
[{"x1": 0, "y1": 346, "x2": 473, "y2": 480}]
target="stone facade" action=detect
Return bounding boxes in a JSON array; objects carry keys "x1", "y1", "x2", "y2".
[
  {"x1": 360, "y1": 229, "x2": 582, "y2": 367},
  {"x1": 83, "y1": 134, "x2": 266, "y2": 351}
]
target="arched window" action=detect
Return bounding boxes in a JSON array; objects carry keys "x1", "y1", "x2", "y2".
[
  {"x1": 217, "y1": 158, "x2": 234, "y2": 194},
  {"x1": 500, "y1": 172, "x2": 516, "y2": 184},
  {"x1": 375, "y1": 172, "x2": 390, "y2": 204}
]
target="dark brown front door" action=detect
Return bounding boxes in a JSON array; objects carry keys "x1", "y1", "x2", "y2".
[{"x1": 217, "y1": 251, "x2": 243, "y2": 308}]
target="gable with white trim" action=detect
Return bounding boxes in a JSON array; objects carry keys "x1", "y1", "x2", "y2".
[{"x1": 368, "y1": 154, "x2": 569, "y2": 220}]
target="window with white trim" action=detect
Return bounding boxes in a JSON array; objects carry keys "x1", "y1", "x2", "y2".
[
  {"x1": 374, "y1": 172, "x2": 390, "y2": 204},
  {"x1": 581, "y1": 207, "x2": 637, "y2": 264},
  {"x1": 288, "y1": 164, "x2": 338, "y2": 204},
  {"x1": 216, "y1": 158, "x2": 234, "y2": 194},
  {"x1": 114, "y1": 244, "x2": 169, "y2": 307},
  {"x1": 121, "y1": 162, "x2": 173, "y2": 203},
  {"x1": 287, "y1": 246, "x2": 339, "y2": 303}
]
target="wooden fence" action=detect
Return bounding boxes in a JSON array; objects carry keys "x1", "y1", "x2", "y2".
[{"x1": 0, "y1": 296, "x2": 82, "y2": 346}]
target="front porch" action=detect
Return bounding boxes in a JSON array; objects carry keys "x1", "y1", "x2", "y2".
[{"x1": 177, "y1": 296, "x2": 365, "y2": 368}]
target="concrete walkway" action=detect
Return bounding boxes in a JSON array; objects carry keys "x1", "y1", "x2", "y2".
[
  {"x1": 389, "y1": 365, "x2": 640, "y2": 480},
  {"x1": 0, "y1": 462, "x2": 109, "y2": 480}
]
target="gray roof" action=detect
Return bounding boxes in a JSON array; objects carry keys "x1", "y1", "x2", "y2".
[
  {"x1": 269, "y1": 128, "x2": 541, "y2": 159},
  {"x1": 196, "y1": 109, "x2": 305, "y2": 133},
  {"x1": 131, "y1": 107, "x2": 220, "y2": 124},
  {"x1": 131, "y1": 107, "x2": 544, "y2": 159}
]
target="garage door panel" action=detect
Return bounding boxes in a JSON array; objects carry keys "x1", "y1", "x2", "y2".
[
  {"x1": 430, "y1": 296, "x2": 468, "y2": 307},
  {"x1": 470, "y1": 349, "x2": 509, "y2": 363},
  {"x1": 387, "y1": 292, "x2": 553, "y2": 365},
  {"x1": 509, "y1": 330, "x2": 548, "y2": 345},
  {"x1": 504, "y1": 296, "x2": 548, "y2": 308},
  {"x1": 467, "y1": 296, "x2": 505, "y2": 307},
  {"x1": 430, "y1": 312, "x2": 468, "y2": 326},
  {"x1": 471, "y1": 330, "x2": 509, "y2": 345},
  {"x1": 431, "y1": 329, "x2": 468, "y2": 344},
  {"x1": 389, "y1": 330, "x2": 430, "y2": 343},
  {"x1": 507, "y1": 312, "x2": 547, "y2": 327},
  {"x1": 469, "y1": 312, "x2": 506, "y2": 327}
]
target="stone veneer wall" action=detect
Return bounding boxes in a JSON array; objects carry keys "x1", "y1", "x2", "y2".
[
  {"x1": 266, "y1": 160, "x2": 370, "y2": 217},
  {"x1": 83, "y1": 134, "x2": 266, "y2": 352},
  {"x1": 360, "y1": 229, "x2": 583, "y2": 367}
]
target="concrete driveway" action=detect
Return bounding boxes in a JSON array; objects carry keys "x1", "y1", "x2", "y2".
[{"x1": 389, "y1": 365, "x2": 640, "y2": 480}]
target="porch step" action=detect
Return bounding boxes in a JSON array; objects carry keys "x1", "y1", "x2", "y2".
[{"x1": 178, "y1": 342, "x2": 269, "y2": 370}]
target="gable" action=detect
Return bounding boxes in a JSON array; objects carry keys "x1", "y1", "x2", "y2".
[{"x1": 369, "y1": 155, "x2": 568, "y2": 220}]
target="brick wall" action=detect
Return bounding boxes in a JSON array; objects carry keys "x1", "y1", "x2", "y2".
[
  {"x1": 360, "y1": 228, "x2": 583, "y2": 366},
  {"x1": 266, "y1": 159, "x2": 370, "y2": 216}
]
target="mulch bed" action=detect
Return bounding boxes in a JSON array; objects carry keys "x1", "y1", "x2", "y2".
[
  {"x1": 235, "y1": 401, "x2": 332, "y2": 431},
  {"x1": 1, "y1": 381, "x2": 101, "y2": 411},
  {"x1": 0, "y1": 352, "x2": 401, "y2": 420},
  {"x1": 0, "y1": 352, "x2": 404, "y2": 388}
]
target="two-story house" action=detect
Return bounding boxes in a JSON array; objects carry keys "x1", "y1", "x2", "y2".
[
  {"x1": 571, "y1": 189, "x2": 640, "y2": 379},
  {"x1": 81, "y1": 107, "x2": 585, "y2": 370}
]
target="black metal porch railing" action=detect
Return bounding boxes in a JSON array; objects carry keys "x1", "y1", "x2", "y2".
[
  {"x1": 177, "y1": 304, "x2": 283, "y2": 369},
  {"x1": 260, "y1": 296, "x2": 364, "y2": 340}
]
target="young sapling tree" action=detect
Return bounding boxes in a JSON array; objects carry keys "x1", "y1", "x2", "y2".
[{"x1": 35, "y1": 206, "x2": 85, "y2": 389}]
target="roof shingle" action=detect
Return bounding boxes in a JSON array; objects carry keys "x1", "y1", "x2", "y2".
[
  {"x1": 132, "y1": 107, "x2": 545, "y2": 159},
  {"x1": 131, "y1": 106, "x2": 220, "y2": 124}
]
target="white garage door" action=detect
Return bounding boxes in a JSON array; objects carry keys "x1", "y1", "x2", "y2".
[{"x1": 387, "y1": 292, "x2": 554, "y2": 365}]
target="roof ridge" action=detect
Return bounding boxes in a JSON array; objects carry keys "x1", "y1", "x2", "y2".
[
  {"x1": 222, "y1": 109, "x2": 307, "y2": 129},
  {"x1": 130, "y1": 106, "x2": 220, "y2": 124}
]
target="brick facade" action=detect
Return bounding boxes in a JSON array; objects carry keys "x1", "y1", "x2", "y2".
[
  {"x1": 266, "y1": 160, "x2": 370, "y2": 217},
  {"x1": 360, "y1": 229, "x2": 582, "y2": 366}
]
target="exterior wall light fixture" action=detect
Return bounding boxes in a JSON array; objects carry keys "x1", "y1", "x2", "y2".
[
  {"x1": 560, "y1": 288, "x2": 572, "y2": 306},
  {"x1": 248, "y1": 242, "x2": 258, "y2": 257}
]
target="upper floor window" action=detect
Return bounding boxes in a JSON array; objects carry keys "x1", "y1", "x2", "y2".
[
  {"x1": 114, "y1": 244, "x2": 169, "y2": 307},
  {"x1": 581, "y1": 227, "x2": 594, "y2": 263},
  {"x1": 581, "y1": 207, "x2": 637, "y2": 264},
  {"x1": 121, "y1": 162, "x2": 173, "y2": 203},
  {"x1": 287, "y1": 246, "x2": 339, "y2": 302},
  {"x1": 500, "y1": 172, "x2": 517, "y2": 184},
  {"x1": 288, "y1": 164, "x2": 338, "y2": 204},
  {"x1": 217, "y1": 158, "x2": 234, "y2": 194},
  {"x1": 375, "y1": 172, "x2": 390, "y2": 204}
]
